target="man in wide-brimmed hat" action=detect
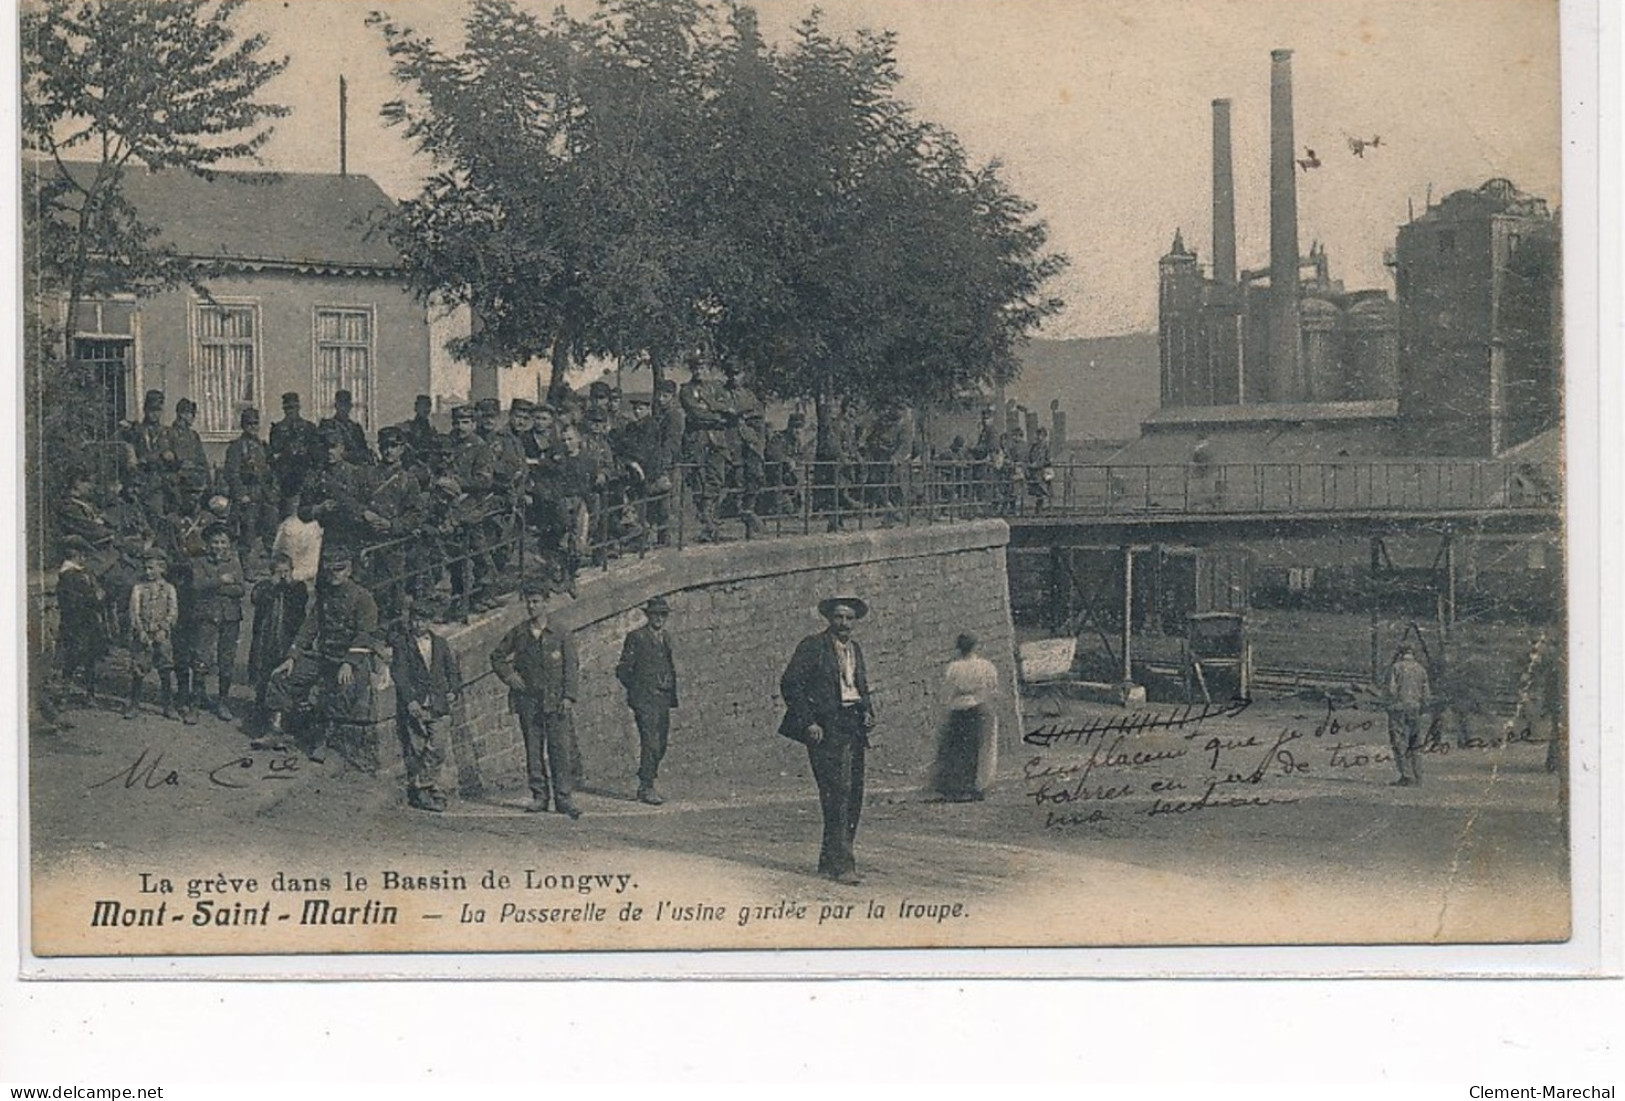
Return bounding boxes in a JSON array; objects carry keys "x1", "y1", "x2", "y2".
[
  {"x1": 615, "y1": 595, "x2": 679, "y2": 804},
  {"x1": 778, "y1": 596, "x2": 876, "y2": 885}
]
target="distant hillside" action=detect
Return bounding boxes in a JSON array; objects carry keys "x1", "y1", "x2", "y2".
[{"x1": 1008, "y1": 332, "x2": 1159, "y2": 443}]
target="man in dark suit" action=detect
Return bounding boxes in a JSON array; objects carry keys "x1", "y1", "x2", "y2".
[
  {"x1": 389, "y1": 597, "x2": 462, "y2": 812},
  {"x1": 490, "y1": 580, "x2": 583, "y2": 818},
  {"x1": 778, "y1": 596, "x2": 876, "y2": 885},
  {"x1": 616, "y1": 596, "x2": 678, "y2": 805}
]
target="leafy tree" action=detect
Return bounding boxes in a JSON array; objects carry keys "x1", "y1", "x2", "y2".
[
  {"x1": 24, "y1": 0, "x2": 289, "y2": 326},
  {"x1": 21, "y1": 0, "x2": 286, "y2": 558},
  {"x1": 375, "y1": 0, "x2": 1066, "y2": 431}
]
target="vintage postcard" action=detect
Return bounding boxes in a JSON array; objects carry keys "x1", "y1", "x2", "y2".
[{"x1": 15, "y1": 0, "x2": 1602, "y2": 973}]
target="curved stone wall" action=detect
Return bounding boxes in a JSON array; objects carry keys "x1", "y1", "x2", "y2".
[{"x1": 440, "y1": 520, "x2": 1021, "y2": 805}]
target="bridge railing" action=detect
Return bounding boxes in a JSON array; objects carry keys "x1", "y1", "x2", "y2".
[
  {"x1": 1048, "y1": 459, "x2": 1561, "y2": 518},
  {"x1": 349, "y1": 456, "x2": 1560, "y2": 624}
]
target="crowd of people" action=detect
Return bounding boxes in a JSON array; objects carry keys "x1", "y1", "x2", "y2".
[{"x1": 45, "y1": 358, "x2": 1058, "y2": 740}]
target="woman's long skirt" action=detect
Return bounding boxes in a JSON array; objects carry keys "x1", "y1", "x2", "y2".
[{"x1": 932, "y1": 704, "x2": 990, "y2": 799}]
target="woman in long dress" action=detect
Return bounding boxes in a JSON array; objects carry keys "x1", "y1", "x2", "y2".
[{"x1": 932, "y1": 633, "x2": 999, "y2": 801}]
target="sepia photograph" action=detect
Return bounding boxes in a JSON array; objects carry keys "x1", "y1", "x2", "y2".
[{"x1": 15, "y1": 0, "x2": 1591, "y2": 967}]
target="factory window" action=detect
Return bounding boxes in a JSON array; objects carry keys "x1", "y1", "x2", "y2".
[{"x1": 1437, "y1": 230, "x2": 1456, "y2": 255}]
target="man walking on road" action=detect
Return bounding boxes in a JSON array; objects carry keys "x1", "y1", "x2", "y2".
[
  {"x1": 778, "y1": 596, "x2": 876, "y2": 885},
  {"x1": 616, "y1": 596, "x2": 679, "y2": 805},
  {"x1": 1386, "y1": 643, "x2": 1432, "y2": 786},
  {"x1": 491, "y1": 580, "x2": 583, "y2": 819}
]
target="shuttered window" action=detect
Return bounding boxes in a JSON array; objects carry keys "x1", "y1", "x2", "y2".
[
  {"x1": 313, "y1": 307, "x2": 374, "y2": 431},
  {"x1": 191, "y1": 301, "x2": 260, "y2": 439}
]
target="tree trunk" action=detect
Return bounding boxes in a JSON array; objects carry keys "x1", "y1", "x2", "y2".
[{"x1": 548, "y1": 329, "x2": 572, "y2": 402}]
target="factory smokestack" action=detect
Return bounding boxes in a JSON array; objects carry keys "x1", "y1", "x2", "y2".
[
  {"x1": 1211, "y1": 98, "x2": 1236, "y2": 287},
  {"x1": 1269, "y1": 48, "x2": 1303, "y2": 402}
]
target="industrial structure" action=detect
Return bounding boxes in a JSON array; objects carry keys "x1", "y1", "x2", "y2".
[{"x1": 1144, "y1": 47, "x2": 1559, "y2": 467}]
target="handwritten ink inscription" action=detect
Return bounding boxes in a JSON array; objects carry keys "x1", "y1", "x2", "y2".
[{"x1": 1022, "y1": 698, "x2": 1540, "y2": 829}]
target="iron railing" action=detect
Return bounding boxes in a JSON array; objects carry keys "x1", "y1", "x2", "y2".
[{"x1": 351, "y1": 457, "x2": 1561, "y2": 621}]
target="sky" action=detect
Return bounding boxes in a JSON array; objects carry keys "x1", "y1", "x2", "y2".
[{"x1": 230, "y1": 0, "x2": 1563, "y2": 340}]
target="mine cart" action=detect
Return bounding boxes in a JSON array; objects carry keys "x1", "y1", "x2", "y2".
[{"x1": 1182, "y1": 611, "x2": 1253, "y2": 703}]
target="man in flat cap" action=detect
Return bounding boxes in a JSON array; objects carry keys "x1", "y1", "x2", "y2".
[
  {"x1": 490, "y1": 580, "x2": 583, "y2": 818},
  {"x1": 616, "y1": 595, "x2": 679, "y2": 805},
  {"x1": 261, "y1": 542, "x2": 381, "y2": 761},
  {"x1": 224, "y1": 407, "x2": 275, "y2": 557},
  {"x1": 270, "y1": 392, "x2": 323, "y2": 518},
  {"x1": 778, "y1": 596, "x2": 877, "y2": 884},
  {"x1": 320, "y1": 388, "x2": 374, "y2": 466}
]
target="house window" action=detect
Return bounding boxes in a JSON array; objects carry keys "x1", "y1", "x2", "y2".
[
  {"x1": 191, "y1": 301, "x2": 261, "y2": 439},
  {"x1": 313, "y1": 307, "x2": 374, "y2": 431}
]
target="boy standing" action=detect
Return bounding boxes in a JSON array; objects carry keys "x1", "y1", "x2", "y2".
[
  {"x1": 125, "y1": 551, "x2": 180, "y2": 720},
  {"x1": 191, "y1": 524, "x2": 247, "y2": 721},
  {"x1": 389, "y1": 598, "x2": 462, "y2": 812}
]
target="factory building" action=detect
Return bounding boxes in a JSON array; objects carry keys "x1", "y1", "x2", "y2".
[
  {"x1": 1143, "y1": 49, "x2": 1558, "y2": 466},
  {"x1": 1158, "y1": 51, "x2": 1399, "y2": 411},
  {"x1": 1393, "y1": 178, "x2": 1561, "y2": 456}
]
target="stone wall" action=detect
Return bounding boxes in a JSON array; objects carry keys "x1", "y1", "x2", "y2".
[{"x1": 435, "y1": 520, "x2": 1021, "y2": 804}]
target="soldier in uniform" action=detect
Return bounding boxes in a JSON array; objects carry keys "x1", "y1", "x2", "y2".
[
  {"x1": 444, "y1": 405, "x2": 499, "y2": 614},
  {"x1": 398, "y1": 394, "x2": 441, "y2": 481},
  {"x1": 722, "y1": 363, "x2": 766, "y2": 535},
  {"x1": 120, "y1": 389, "x2": 169, "y2": 517},
  {"x1": 223, "y1": 407, "x2": 275, "y2": 557},
  {"x1": 319, "y1": 388, "x2": 374, "y2": 466},
  {"x1": 162, "y1": 398, "x2": 211, "y2": 517},
  {"x1": 487, "y1": 399, "x2": 534, "y2": 584},
  {"x1": 362, "y1": 426, "x2": 427, "y2": 621},
  {"x1": 269, "y1": 392, "x2": 323, "y2": 518},
  {"x1": 679, "y1": 354, "x2": 729, "y2": 541},
  {"x1": 262, "y1": 544, "x2": 381, "y2": 761},
  {"x1": 303, "y1": 423, "x2": 370, "y2": 553},
  {"x1": 763, "y1": 411, "x2": 805, "y2": 518},
  {"x1": 491, "y1": 580, "x2": 583, "y2": 819}
]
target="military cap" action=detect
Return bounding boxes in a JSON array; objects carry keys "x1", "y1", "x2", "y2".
[
  {"x1": 817, "y1": 596, "x2": 869, "y2": 620},
  {"x1": 474, "y1": 397, "x2": 501, "y2": 414},
  {"x1": 588, "y1": 380, "x2": 613, "y2": 397},
  {"x1": 334, "y1": 389, "x2": 354, "y2": 405},
  {"x1": 142, "y1": 548, "x2": 169, "y2": 565},
  {"x1": 655, "y1": 379, "x2": 678, "y2": 394},
  {"x1": 282, "y1": 391, "x2": 302, "y2": 406},
  {"x1": 240, "y1": 407, "x2": 260, "y2": 426},
  {"x1": 320, "y1": 544, "x2": 353, "y2": 567},
  {"x1": 174, "y1": 398, "x2": 197, "y2": 415},
  {"x1": 143, "y1": 389, "x2": 166, "y2": 409},
  {"x1": 520, "y1": 577, "x2": 553, "y2": 597},
  {"x1": 377, "y1": 426, "x2": 406, "y2": 449},
  {"x1": 202, "y1": 522, "x2": 231, "y2": 542},
  {"x1": 644, "y1": 596, "x2": 672, "y2": 615},
  {"x1": 510, "y1": 398, "x2": 536, "y2": 414},
  {"x1": 449, "y1": 404, "x2": 473, "y2": 419},
  {"x1": 786, "y1": 411, "x2": 806, "y2": 427}
]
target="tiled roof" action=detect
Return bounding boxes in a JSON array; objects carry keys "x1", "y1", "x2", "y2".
[{"x1": 37, "y1": 160, "x2": 403, "y2": 274}]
